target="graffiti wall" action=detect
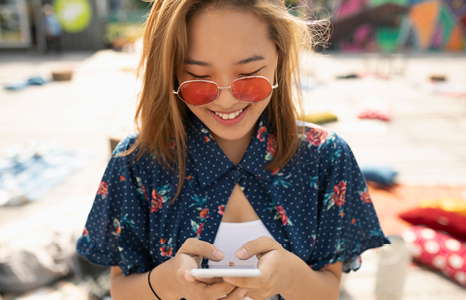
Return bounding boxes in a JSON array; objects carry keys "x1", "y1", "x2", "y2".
[{"x1": 336, "y1": 0, "x2": 465, "y2": 52}]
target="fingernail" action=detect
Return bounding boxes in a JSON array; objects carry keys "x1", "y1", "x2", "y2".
[
  {"x1": 213, "y1": 249, "x2": 224, "y2": 260},
  {"x1": 238, "y1": 288, "x2": 247, "y2": 298},
  {"x1": 235, "y1": 247, "x2": 248, "y2": 259},
  {"x1": 224, "y1": 277, "x2": 235, "y2": 284}
]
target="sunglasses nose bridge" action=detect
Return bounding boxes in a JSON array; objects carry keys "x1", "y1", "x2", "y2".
[{"x1": 215, "y1": 85, "x2": 239, "y2": 105}]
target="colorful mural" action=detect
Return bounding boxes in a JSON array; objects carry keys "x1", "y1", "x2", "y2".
[{"x1": 336, "y1": 0, "x2": 465, "y2": 52}]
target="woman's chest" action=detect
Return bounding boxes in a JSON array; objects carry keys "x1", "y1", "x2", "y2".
[{"x1": 150, "y1": 177, "x2": 314, "y2": 263}]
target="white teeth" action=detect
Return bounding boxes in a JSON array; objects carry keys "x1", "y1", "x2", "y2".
[{"x1": 215, "y1": 108, "x2": 244, "y2": 120}]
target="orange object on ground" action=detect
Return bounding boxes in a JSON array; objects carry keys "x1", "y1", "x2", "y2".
[{"x1": 367, "y1": 183, "x2": 466, "y2": 236}]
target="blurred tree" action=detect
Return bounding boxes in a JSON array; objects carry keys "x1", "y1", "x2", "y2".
[{"x1": 128, "y1": 0, "x2": 152, "y2": 10}]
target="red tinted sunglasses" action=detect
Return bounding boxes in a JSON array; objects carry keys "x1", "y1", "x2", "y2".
[{"x1": 173, "y1": 75, "x2": 278, "y2": 106}]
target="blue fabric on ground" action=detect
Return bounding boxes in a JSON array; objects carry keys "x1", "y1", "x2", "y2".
[
  {"x1": 0, "y1": 147, "x2": 92, "y2": 204},
  {"x1": 4, "y1": 76, "x2": 50, "y2": 90},
  {"x1": 359, "y1": 165, "x2": 398, "y2": 186}
]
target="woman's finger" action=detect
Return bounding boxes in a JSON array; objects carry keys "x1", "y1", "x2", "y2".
[
  {"x1": 196, "y1": 277, "x2": 225, "y2": 285},
  {"x1": 179, "y1": 238, "x2": 225, "y2": 261},
  {"x1": 223, "y1": 274, "x2": 270, "y2": 289},
  {"x1": 235, "y1": 236, "x2": 280, "y2": 260},
  {"x1": 217, "y1": 287, "x2": 248, "y2": 300},
  {"x1": 177, "y1": 238, "x2": 225, "y2": 282},
  {"x1": 201, "y1": 281, "x2": 237, "y2": 299}
]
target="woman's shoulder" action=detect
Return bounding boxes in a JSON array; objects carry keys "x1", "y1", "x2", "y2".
[
  {"x1": 297, "y1": 121, "x2": 348, "y2": 149},
  {"x1": 110, "y1": 133, "x2": 162, "y2": 168},
  {"x1": 112, "y1": 133, "x2": 139, "y2": 155}
]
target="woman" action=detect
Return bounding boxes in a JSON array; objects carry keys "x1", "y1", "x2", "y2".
[{"x1": 76, "y1": 1, "x2": 389, "y2": 299}]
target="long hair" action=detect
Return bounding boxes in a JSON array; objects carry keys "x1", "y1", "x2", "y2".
[{"x1": 127, "y1": 0, "x2": 312, "y2": 202}]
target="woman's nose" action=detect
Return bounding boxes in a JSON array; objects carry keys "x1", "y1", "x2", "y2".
[{"x1": 215, "y1": 86, "x2": 239, "y2": 108}]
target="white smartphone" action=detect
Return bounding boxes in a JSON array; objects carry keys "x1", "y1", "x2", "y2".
[{"x1": 190, "y1": 264, "x2": 261, "y2": 278}]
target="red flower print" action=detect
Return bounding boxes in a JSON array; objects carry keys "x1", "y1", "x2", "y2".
[
  {"x1": 196, "y1": 223, "x2": 205, "y2": 237},
  {"x1": 187, "y1": 175, "x2": 192, "y2": 181},
  {"x1": 306, "y1": 127, "x2": 329, "y2": 146},
  {"x1": 142, "y1": 184, "x2": 148, "y2": 200},
  {"x1": 97, "y1": 181, "x2": 108, "y2": 198},
  {"x1": 257, "y1": 126, "x2": 267, "y2": 142},
  {"x1": 271, "y1": 168, "x2": 279, "y2": 176},
  {"x1": 160, "y1": 238, "x2": 166, "y2": 244},
  {"x1": 218, "y1": 205, "x2": 225, "y2": 215},
  {"x1": 360, "y1": 190, "x2": 372, "y2": 203},
  {"x1": 204, "y1": 136, "x2": 210, "y2": 143},
  {"x1": 170, "y1": 141, "x2": 176, "y2": 150},
  {"x1": 276, "y1": 205, "x2": 288, "y2": 225},
  {"x1": 151, "y1": 189, "x2": 163, "y2": 213},
  {"x1": 352, "y1": 218, "x2": 357, "y2": 224},
  {"x1": 120, "y1": 175, "x2": 125, "y2": 181},
  {"x1": 332, "y1": 181, "x2": 346, "y2": 207},
  {"x1": 83, "y1": 227, "x2": 88, "y2": 236},
  {"x1": 115, "y1": 225, "x2": 121, "y2": 235},
  {"x1": 200, "y1": 208, "x2": 210, "y2": 219},
  {"x1": 160, "y1": 246, "x2": 173, "y2": 257},
  {"x1": 267, "y1": 134, "x2": 277, "y2": 157}
]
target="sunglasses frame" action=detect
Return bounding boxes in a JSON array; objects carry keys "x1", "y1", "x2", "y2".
[{"x1": 173, "y1": 73, "x2": 278, "y2": 107}]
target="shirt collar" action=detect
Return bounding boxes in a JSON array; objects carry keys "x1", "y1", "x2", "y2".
[
  {"x1": 186, "y1": 112, "x2": 233, "y2": 188},
  {"x1": 186, "y1": 111, "x2": 274, "y2": 188},
  {"x1": 237, "y1": 112, "x2": 274, "y2": 183}
]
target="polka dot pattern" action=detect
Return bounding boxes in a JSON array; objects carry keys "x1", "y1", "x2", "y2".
[
  {"x1": 403, "y1": 226, "x2": 466, "y2": 287},
  {"x1": 76, "y1": 111, "x2": 389, "y2": 282}
]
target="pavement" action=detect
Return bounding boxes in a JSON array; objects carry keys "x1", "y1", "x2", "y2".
[{"x1": 0, "y1": 47, "x2": 465, "y2": 299}]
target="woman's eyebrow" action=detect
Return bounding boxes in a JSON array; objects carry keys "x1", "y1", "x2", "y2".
[
  {"x1": 184, "y1": 55, "x2": 265, "y2": 67},
  {"x1": 235, "y1": 55, "x2": 264, "y2": 65},
  {"x1": 185, "y1": 58, "x2": 210, "y2": 67}
]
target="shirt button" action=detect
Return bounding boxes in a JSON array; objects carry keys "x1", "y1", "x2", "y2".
[
  {"x1": 233, "y1": 170, "x2": 240, "y2": 177},
  {"x1": 269, "y1": 222, "x2": 277, "y2": 230}
]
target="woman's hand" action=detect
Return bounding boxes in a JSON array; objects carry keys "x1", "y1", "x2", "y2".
[
  {"x1": 165, "y1": 238, "x2": 238, "y2": 300},
  {"x1": 221, "y1": 236, "x2": 302, "y2": 300}
]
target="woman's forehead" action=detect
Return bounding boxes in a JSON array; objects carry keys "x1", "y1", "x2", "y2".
[{"x1": 185, "y1": 9, "x2": 276, "y2": 66}]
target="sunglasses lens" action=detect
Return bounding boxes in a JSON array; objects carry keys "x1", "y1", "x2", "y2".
[
  {"x1": 179, "y1": 81, "x2": 218, "y2": 106},
  {"x1": 231, "y1": 77, "x2": 272, "y2": 102}
]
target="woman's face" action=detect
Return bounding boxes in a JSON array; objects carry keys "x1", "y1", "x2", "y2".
[{"x1": 178, "y1": 8, "x2": 278, "y2": 144}]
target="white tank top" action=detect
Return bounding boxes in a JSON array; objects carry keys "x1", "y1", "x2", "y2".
[{"x1": 209, "y1": 220, "x2": 279, "y2": 300}]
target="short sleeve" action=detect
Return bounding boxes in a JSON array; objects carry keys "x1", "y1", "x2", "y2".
[
  {"x1": 76, "y1": 136, "x2": 152, "y2": 275},
  {"x1": 308, "y1": 134, "x2": 390, "y2": 273}
]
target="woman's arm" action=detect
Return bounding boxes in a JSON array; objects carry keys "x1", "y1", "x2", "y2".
[
  {"x1": 110, "y1": 260, "x2": 180, "y2": 300},
  {"x1": 109, "y1": 239, "x2": 237, "y2": 300},
  {"x1": 280, "y1": 259, "x2": 342, "y2": 299}
]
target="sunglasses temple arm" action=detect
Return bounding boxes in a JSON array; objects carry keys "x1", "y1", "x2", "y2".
[{"x1": 272, "y1": 57, "x2": 279, "y2": 89}]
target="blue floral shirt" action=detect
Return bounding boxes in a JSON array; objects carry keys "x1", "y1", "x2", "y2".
[{"x1": 76, "y1": 110, "x2": 389, "y2": 288}]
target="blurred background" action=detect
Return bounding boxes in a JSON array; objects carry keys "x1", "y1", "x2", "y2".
[{"x1": 0, "y1": 0, "x2": 465, "y2": 299}]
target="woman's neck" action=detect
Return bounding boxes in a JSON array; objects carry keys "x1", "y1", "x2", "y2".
[{"x1": 211, "y1": 124, "x2": 256, "y2": 166}]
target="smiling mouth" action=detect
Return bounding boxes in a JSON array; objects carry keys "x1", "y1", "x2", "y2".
[{"x1": 212, "y1": 106, "x2": 248, "y2": 120}]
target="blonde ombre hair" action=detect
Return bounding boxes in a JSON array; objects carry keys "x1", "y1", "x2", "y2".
[{"x1": 129, "y1": 0, "x2": 312, "y2": 202}]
